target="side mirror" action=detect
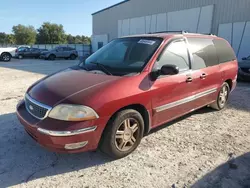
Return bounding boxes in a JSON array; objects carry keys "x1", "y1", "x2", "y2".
[
  {"x1": 160, "y1": 64, "x2": 179, "y2": 75},
  {"x1": 150, "y1": 64, "x2": 179, "y2": 80},
  {"x1": 242, "y1": 57, "x2": 247, "y2": 60}
]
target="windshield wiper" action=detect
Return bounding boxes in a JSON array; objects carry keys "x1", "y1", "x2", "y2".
[{"x1": 90, "y1": 62, "x2": 113, "y2": 75}]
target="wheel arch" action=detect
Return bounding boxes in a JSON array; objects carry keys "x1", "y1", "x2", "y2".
[
  {"x1": 225, "y1": 79, "x2": 232, "y2": 90},
  {"x1": 105, "y1": 104, "x2": 151, "y2": 136},
  {"x1": 1, "y1": 52, "x2": 12, "y2": 57},
  {"x1": 49, "y1": 53, "x2": 56, "y2": 57}
]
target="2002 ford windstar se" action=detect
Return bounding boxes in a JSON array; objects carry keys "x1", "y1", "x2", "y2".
[{"x1": 17, "y1": 32, "x2": 238, "y2": 158}]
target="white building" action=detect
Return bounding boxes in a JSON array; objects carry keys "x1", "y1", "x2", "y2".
[{"x1": 91, "y1": 0, "x2": 250, "y2": 59}]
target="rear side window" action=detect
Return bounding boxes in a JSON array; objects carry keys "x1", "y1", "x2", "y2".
[
  {"x1": 156, "y1": 40, "x2": 190, "y2": 72},
  {"x1": 188, "y1": 38, "x2": 218, "y2": 70},
  {"x1": 213, "y1": 39, "x2": 236, "y2": 63}
]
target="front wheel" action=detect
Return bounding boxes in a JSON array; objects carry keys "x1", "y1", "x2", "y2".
[
  {"x1": 48, "y1": 54, "x2": 56, "y2": 61},
  {"x1": 210, "y1": 82, "x2": 230, "y2": 110},
  {"x1": 1, "y1": 53, "x2": 11, "y2": 62},
  {"x1": 100, "y1": 109, "x2": 144, "y2": 159},
  {"x1": 69, "y1": 54, "x2": 77, "y2": 60}
]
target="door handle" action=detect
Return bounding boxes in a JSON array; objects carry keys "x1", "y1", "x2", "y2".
[
  {"x1": 200, "y1": 73, "x2": 207, "y2": 79},
  {"x1": 186, "y1": 77, "x2": 193, "y2": 83}
]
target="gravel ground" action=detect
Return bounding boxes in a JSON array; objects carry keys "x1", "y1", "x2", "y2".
[{"x1": 0, "y1": 59, "x2": 249, "y2": 188}]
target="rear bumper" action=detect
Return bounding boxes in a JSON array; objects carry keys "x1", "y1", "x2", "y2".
[
  {"x1": 16, "y1": 100, "x2": 109, "y2": 153},
  {"x1": 231, "y1": 78, "x2": 237, "y2": 91}
]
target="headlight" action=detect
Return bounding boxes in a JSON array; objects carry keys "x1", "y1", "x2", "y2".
[{"x1": 48, "y1": 104, "x2": 99, "y2": 121}]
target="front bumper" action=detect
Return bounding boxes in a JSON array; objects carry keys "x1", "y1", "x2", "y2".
[{"x1": 16, "y1": 100, "x2": 108, "y2": 153}]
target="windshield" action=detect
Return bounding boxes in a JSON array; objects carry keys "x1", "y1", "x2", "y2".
[{"x1": 81, "y1": 37, "x2": 163, "y2": 76}]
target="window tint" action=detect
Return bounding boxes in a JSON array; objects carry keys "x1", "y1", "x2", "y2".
[
  {"x1": 61, "y1": 47, "x2": 68, "y2": 51},
  {"x1": 31, "y1": 48, "x2": 39, "y2": 52},
  {"x1": 19, "y1": 47, "x2": 29, "y2": 52},
  {"x1": 213, "y1": 39, "x2": 236, "y2": 63},
  {"x1": 57, "y1": 47, "x2": 63, "y2": 51},
  {"x1": 188, "y1": 38, "x2": 218, "y2": 70},
  {"x1": 84, "y1": 37, "x2": 162, "y2": 76},
  {"x1": 156, "y1": 40, "x2": 189, "y2": 72},
  {"x1": 102, "y1": 42, "x2": 128, "y2": 61}
]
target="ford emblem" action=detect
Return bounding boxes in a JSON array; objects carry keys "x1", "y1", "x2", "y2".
[{"x1": 29, "y1": 105, "x2": 34, "y2": 111}]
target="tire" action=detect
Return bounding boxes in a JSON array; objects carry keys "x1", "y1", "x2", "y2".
[
  {"x1": 48, "y1": 54, "x2": 56, "y2": 61},
  {"x1": 18, "y1": 55, "x2": 23, "y2": 59},
  {"x1": 1, "y1": 53, "x2": 11, "y2": 62},
  {"x1": 100, "y1": 109, "x2": 144, "y2": 159},
  {"x1": 69, "y1": 54, "x2": 77, "y2": 60},
  {"x1": 210, "y1": 82, "x2": 230, "y2": 110}
]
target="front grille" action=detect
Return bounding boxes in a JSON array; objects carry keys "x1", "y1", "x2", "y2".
[
  {"x1": 25, "y1": 94, "x2": 51, "y2": 119},
  {"x1": 241, "y1": 68, "x2": 250, "y2": 74}
]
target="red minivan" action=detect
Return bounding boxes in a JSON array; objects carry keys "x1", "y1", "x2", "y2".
[{"x1": 16, "y1": 32, "x2": 238, "y2": 158}]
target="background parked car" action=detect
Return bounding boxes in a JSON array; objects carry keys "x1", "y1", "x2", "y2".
[
  {"x1": 16, "y1": 47, "x2": 48, "y2": 59},
  {"x1": 0, "y1": 47, "x2": 16, "y2": 62},
  {"x1": 238, "y1": 55, "x2": 250, "y2": 81},
  {"x1": 40, "y1": 46, "x2": 78, "y2": 60}
]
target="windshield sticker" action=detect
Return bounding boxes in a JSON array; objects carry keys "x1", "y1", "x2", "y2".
[{"x1": 138, "y1": 39, "x2": 156, "y2": 45}]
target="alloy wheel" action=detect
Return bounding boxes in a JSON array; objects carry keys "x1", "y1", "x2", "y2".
[
  {"x1": 2, "y1": 54, "x2": 10, "y2": 61},
  {"x1": 115, "y1": 118, "x2": 139, "y2": 152},
  {"x1": 219, "y1": 85, "x2": 229, "y2": 107}
]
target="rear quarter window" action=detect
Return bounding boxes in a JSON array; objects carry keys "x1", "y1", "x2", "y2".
[
  {"x1": 213, "y1": 39, "x2": 236, "y2": 63},
  {"x1": 187, "y1": 37, "x2": 218, "y2": 70}
]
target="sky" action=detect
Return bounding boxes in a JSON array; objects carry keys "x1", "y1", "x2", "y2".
[{"x1": 0, "y1": 0, "x2": 121, "y2": 37}]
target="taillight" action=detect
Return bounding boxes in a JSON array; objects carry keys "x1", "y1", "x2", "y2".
[{"x1": 15, "y1": 49, "x2": 18, "y2": 53}]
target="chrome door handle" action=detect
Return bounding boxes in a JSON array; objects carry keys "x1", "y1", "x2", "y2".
[
  {"x1": 186, "y1": 77, "x2": 193, "y2": 82},
  {"x1": 200, "y1": 73, "x2": 207, "y2": 79}
]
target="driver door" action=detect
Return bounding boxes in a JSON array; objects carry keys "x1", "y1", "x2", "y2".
[
  {"x1": 56, "y1": 47, "x2": 64, "y2": 58},
  {"x1": 150, "y1": 38, "x2": 199, "y2": 128}
]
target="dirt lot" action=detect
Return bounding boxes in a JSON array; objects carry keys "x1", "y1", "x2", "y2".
[{"x1": 0, "y1": 59, "x2": 249, "y2": 188}]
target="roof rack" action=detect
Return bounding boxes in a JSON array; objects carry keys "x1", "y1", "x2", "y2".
[
  {"x1": 148, "y1": 31, "x2": 216, "y2": 36},
  {"x1": 148, "y1": 30, "x2": 187, "y2": 34}
]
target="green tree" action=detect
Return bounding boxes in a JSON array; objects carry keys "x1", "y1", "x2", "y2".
[
  {"x1": 12, "y1": 24, "x2": 36, "y2": 45},
  {"x1": 0, "y1": 32, "x2": 7, "y2": 44},
  {"x1": 66, "y1": 34, "x2": 75, "y2": 44},
  {"x1": 75, "y1": 35, "x2": 82, "y2": 44},
  {"x1": 37, "y1": 22, "x2": 66, "y2": 44},
  {"x1": 6, "y1": 34, "x2": 15, "y2": 44},
  {"x1": 82, "y1": 36, "x2": 91, "y2": 45}
]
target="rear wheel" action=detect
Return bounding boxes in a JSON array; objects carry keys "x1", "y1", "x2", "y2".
[
  {"x1": 100, "y1": 109, "x2": 144, "y2": 159},
  {"x1": 1, "y1": 53, "x2": 11, "y2": 62},
  {"x1": 18, "y1": 55, "x2": 23, "y2": 59},
  {"x1": 69, "y1": 54, "x2": 77, "y2": 60},
  {"x1": 48, "y1": 54, "x2": 56, "y2": 61},
  {"x1": 210, "y1": 82, "x2": 230, "y2": 110}
]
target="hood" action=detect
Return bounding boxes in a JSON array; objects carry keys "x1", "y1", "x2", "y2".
[
  {"x1": 28, "y1": 68, "x2": 120, "y2": 106},
  {"x1": 238, "y1": 60, "x2": 250, "y2": 68}
]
